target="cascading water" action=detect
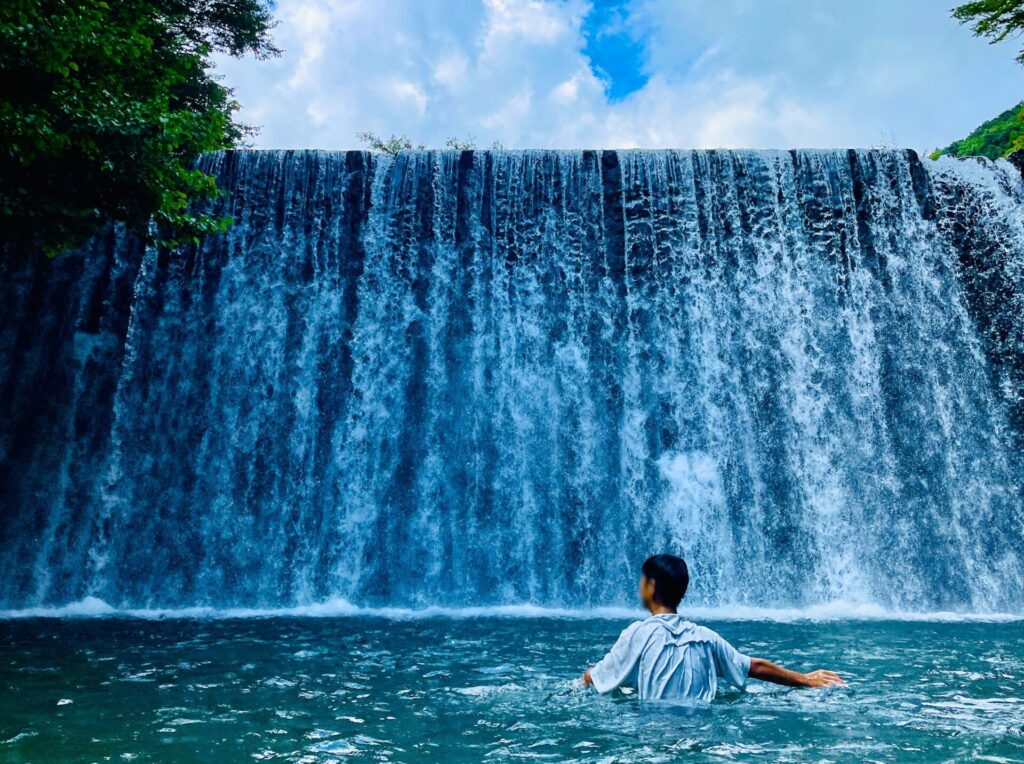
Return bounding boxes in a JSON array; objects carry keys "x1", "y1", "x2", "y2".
[{"x1": 1, "y1": 149, "x2": 1022, "y2": 613}]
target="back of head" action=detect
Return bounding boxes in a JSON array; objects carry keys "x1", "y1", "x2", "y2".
[{"x1": 641, "y1": 554, "x2": 689, "y2": 608}]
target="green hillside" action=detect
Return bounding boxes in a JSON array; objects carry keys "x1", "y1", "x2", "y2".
[{"x1": 932, "y1": 102, "x2": 1024, "y2": 159}]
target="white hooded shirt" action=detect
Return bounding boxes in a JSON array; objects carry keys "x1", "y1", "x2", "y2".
[{"x1": 589, "y1": 614, "x2": 751, "y2": 702}]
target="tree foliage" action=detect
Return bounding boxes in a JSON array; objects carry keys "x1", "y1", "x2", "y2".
[
  {"x1": 444, "y1": 135, "x2": 477, "y2": 150},
  {"x1": 931, "y1": 102, "x2": 1024, "y2": 159},
  {"x1": 357, "y1": 132, "x2": 506, "y2": 155},
  {"x1": 355, "y1": 132, "x2": 426, "y2": 155},
  {"x1": 0, "y1": 0, "x2": 278, "y2": 256},
  {"x1": 932, "y1": 2, "x2": 1024, "y2": 159},
  {"x1": 954, "y1": 0, "x2": 1024, "y2": 63}
]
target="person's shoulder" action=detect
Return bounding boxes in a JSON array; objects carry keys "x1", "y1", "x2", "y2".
[
  {"x1": 637, "y1": 614, "x2": 695, "y2": 636},
  {"x1": 621, "y1": 619, "x2": 648, "y2": 635},
  {"x1": 618, "y1": 618, "x2": 656, "y2": 641},
  {"x1": 683, "y1": 621, "x2": 725, "y2": 642}
]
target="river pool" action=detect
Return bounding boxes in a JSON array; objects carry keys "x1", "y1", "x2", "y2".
[{"x1": 1, "y1": 614, "x2": 1022, "y2": 762}]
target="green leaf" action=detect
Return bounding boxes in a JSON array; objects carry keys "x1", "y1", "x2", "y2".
[{"x1": 1, "y1": 0, "x2": 279, "y2": 256}]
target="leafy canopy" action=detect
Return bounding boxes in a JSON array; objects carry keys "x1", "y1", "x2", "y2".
[
  {"x1": 953, "y1": 0, "x2": 1024, "y2": 64},
  {"x1": 932, "y1": 1, "x2": 1024, "y2": 159},
  {"x1": 0, "y1": 0, "x2": 277, "y2": 256},
  {"x1": 932, "y1": 102, "x2": 1024, "y2": 159}
]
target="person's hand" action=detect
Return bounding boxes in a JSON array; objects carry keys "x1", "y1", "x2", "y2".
[{"x1": 802, "y1": 669, "x2": 846, "y2": 688}]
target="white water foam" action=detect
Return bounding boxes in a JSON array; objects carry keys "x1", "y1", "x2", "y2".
[{"x1": 1, "y1": 597, "x2": 1021, "y2": 623}]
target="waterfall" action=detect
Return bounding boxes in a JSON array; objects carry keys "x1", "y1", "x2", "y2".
[{"x1": 1, "y1": 149, "x2": 1022, "y2": 612}]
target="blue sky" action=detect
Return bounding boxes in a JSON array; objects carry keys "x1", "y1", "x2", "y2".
[
  {"x1": 215, "y1": 0, "x2": 1024, "y2": 152},
  {"x1": 582, "y1": 0, "x2": 649, "y2": 101}
]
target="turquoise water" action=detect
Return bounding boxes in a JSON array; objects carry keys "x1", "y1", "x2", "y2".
[{"x1": 1, "y1": 615, "x2": 1023, "y2": 762}]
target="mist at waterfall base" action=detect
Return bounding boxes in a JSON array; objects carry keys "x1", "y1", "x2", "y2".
[{"x1": 2, "y1": 149, "x2": 1024, "y2": 760}]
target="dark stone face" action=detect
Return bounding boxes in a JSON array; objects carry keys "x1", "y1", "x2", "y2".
[{"x1": 1, "y1": 149, "x2": 1022, "y2": 613}]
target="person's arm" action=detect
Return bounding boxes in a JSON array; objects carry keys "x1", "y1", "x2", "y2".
[
  {"x1": 748, "y1": 657, "x2": 846, "y2": 688},
  {"x1": 582, "y1": 623, "x2": 643, "y2": 693}
]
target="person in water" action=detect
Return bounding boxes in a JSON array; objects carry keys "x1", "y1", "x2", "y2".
[{"x1": 583, "y1": 554, "x2": 845, "y2": 701}]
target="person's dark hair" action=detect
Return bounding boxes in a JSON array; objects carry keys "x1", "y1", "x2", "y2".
[{"x1": 641, "y1": 554, "x2": 689, "y2": 607}]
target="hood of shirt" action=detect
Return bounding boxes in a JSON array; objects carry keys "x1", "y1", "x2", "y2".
[{"x1": 646, "y1": 614, "x2": 704, "y2": 644}]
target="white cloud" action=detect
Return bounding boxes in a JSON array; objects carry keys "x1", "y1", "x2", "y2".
[
  {"x1": 480, "y1": 89, "x2": 533, "y2": 131},
  {"x1": 551, "y1": 71, "x2": 585, "y2": 104},
  {"x1": 306, "y1": 101, "x2": 327, "y2": 127},
  {"x1": 214, "y1": 0, "x2": 1024, "y2": 151},
  {"x1": 391, "y1": 80, "x2": 429, "y2": 114},
  {"x1": 432, "y1": 52, "x2": 470, "y2": 92},
  {"x1": 483, "y1": 0, "x2": 581, "y2": 43}
]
